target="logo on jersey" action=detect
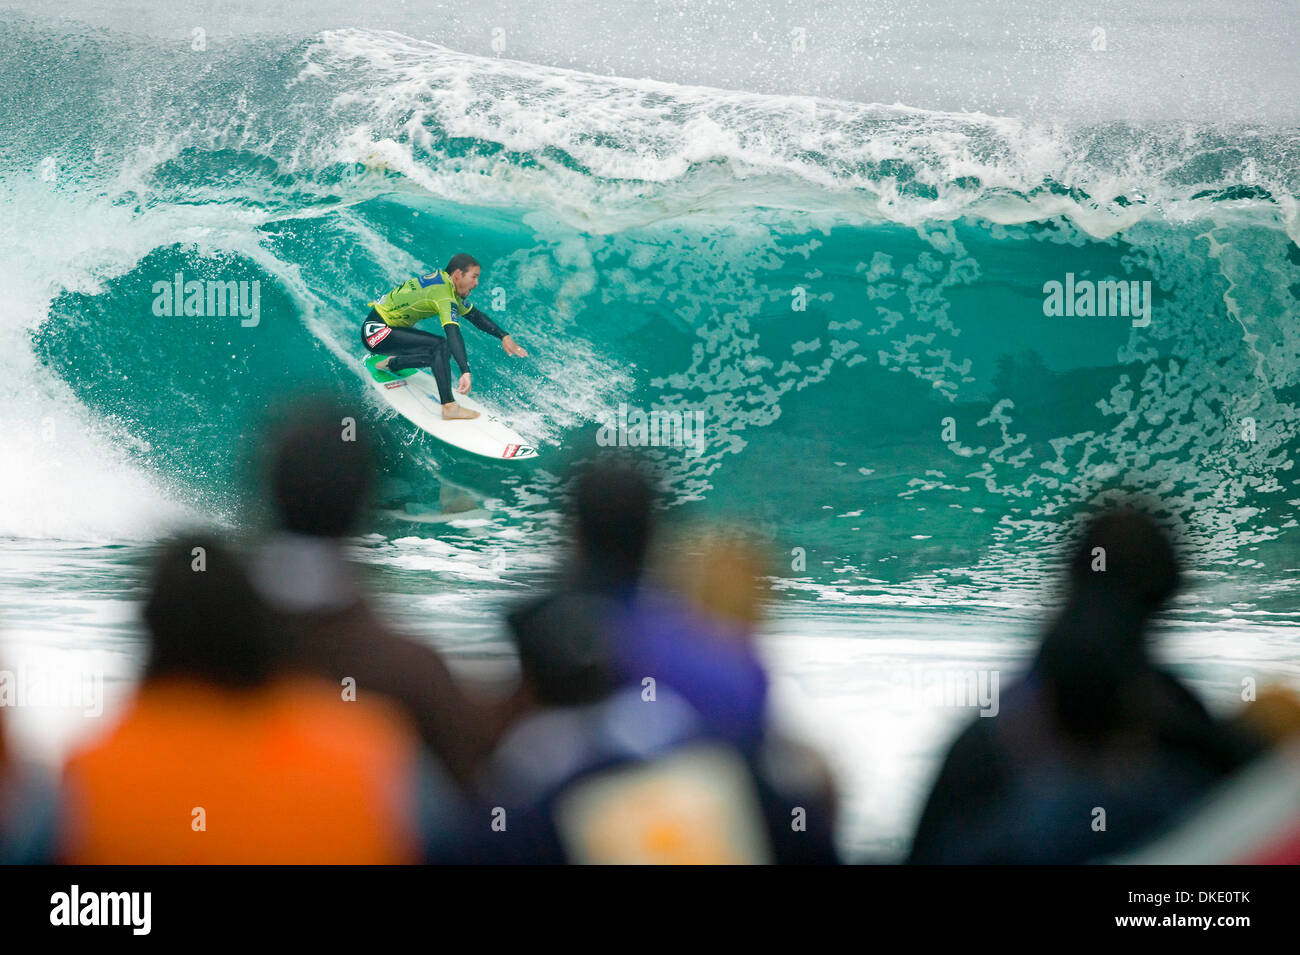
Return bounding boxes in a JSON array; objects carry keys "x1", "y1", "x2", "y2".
[
  {"x1": 364, "y1": 322, "x2": 392, "y2": 347},
  {"x1": 416, "y1": 271, "x2": 444, "y2": 288}
]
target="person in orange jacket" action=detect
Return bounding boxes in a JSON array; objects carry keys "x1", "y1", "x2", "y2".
[{"x1": 59, "y1": 535, "x2": 453, "y2": 864}]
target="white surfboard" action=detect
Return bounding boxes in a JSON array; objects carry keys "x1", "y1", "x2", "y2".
[{"x1": 361, "y1": 355, "x2": 538, "y2": 461}]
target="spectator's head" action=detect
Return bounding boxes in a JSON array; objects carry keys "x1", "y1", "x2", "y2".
[
  {"x1": 266, "y1": 397, "x2": 374, "y2": 538},
  {"x1": 569, "y1": 456, "x2": 658, "y2": 591},
  {"x1": 1234, "y1": 684, "x2": 1300, "y2": 746},
  {"x1": 143, "y1": 534, "x2": 275, "y2": 690},
  {"x1": 1039, "y1": 507, "x2": 1181, "y2": 743},
  {"x1": 508, "y1": 594, "x2": 615, "y2": 707},
  {"x1": 1067, "y1": 507, "x2": 1180, "y2": 614},
  {"x1": 672, "y1": 528, "x2": 770, "y2": 636}
]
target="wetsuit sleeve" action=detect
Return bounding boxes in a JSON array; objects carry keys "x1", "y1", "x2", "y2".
[
  {"x1": 463, "y1": 306, "x2": 508, "y2": 340},
  {"x1": 445, "y1": 322, "x2": 470, "y2": 373}
]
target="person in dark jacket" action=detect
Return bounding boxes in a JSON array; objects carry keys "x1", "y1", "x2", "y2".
[
  {"x1": 476, "y1": 456, "x2": 839, "y2": 863},
  {"x1": 251, "y1": 397, "x2": 491, "y2": 791},
  {"x1": 908, "y1": 506, "x2": 1266, "y2": 864}
]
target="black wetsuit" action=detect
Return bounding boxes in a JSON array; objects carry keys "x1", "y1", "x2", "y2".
[{"x1": 361, "y1": 306, "x2": 508, "y2": 401}]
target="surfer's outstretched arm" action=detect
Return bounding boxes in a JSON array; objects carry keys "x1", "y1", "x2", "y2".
[
  {"x1": 465, "y1": 306, "x2": 528, "y2": 357},
  {"x1": 462, "y1": 306, "x2": 507, "y2": 339}
]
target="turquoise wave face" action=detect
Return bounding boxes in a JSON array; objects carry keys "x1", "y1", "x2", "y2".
[
  {"x1": 5, "y1": 21, "x2": 1300, "y2": 606},
  {"x1": 31, "y1": 191, "x2": 1300, "y2": 594}
]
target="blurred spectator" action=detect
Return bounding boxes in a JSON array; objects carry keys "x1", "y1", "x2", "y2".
[
  {"x1": 0, "y1": 687, "x2": 58, "y2": 863},
  {"x1": 508, "y1": 456, "x2": 747, "y2": 730},
  {"x1": 907, "y1": 507, "x2": 1267, "y2": 864},
  {"x1": 660, "y1": 527, "x2": 840, "y2": 861},
  {"x1": 475, "y1": 593, "x2": 759, "y2": 863},
  {"x1": 474, "y1": 457, "x2": 839, "y2": 863},
  {"x1": 59, "y1": 535, "x2": 441, "y2": 863},
  {"x1": 1114, "y1": 684, "x2": 1300, "y2": 863},
  {"x1": 556, "y1": 457, "x2": 771, "y2": 750},
  {"x1": 1233, "y1": 682, "x2": 1300, "y2": 746},
  {"x1": 252, "y1": 397, "x2": 490, "y2": 789}
]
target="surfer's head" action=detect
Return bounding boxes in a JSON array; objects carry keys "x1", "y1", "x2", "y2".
[{"x1": 445, "y1": 253, "x2": 481, "y2": 298}]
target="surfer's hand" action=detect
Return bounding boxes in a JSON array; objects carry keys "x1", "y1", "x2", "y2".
[
  {"x1": 502, "y1": 335, "x2": 528, "y2": 358},
  {"x1": 457, "y1": 372, "x2": 472, "y2": 395}
]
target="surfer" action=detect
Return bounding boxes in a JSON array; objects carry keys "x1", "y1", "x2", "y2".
[{"x1": 361, "y1": 253, "x2": 528, "y2": 420}]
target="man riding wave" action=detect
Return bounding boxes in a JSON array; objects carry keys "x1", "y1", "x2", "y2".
[{"x1": 361, "y1": 253, "x2": 528, "y2": 421}]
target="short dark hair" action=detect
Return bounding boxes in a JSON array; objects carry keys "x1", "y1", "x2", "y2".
[
  {"x1": 445, "y1": 253, "x2": 481, "y2": 275},
  {"x1": 570, "y1": 456, "x2": 658, "y2": 586},
  {"x1": 508, "y1": 593, "x2": 615, "y2": 706},
  {"x1": 144, "y1": 534, "x2": 275, "y2": 690},
  {"x1": 267, "y1": 396, "x2": 375, "y2": 538},
  {"x1": 1068, "y1": 507, "x2": 1179, "y2": 610}
]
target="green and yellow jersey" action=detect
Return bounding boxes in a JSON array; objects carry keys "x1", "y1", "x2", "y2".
[
  {"x1": 368, "y1": 270, "x2": 471, "y2": 328},
  {"x1": 366, "y1": 269, "x2": 510, "y2": 374}
]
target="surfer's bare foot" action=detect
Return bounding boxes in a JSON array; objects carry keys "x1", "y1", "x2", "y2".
[
  {"x1": 374, "y1": 356, "x2": 393, "y2": 372},
  {"x1": 441, "y1": 403, "x2": 479, "y2": 421}
]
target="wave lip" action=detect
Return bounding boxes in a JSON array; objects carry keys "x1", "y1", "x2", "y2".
[{"x1": 292, "y1": 29, "x2": 1300, "y2": 239}]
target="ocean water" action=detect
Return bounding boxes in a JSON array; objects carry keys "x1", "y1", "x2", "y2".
[{"x1": 1, "y1": 3, "x2": 1299, "y2": 859}]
